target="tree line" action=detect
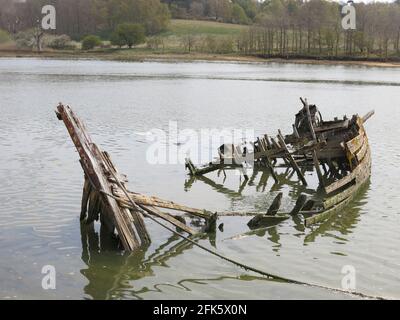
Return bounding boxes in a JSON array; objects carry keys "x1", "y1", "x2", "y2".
[
  {"x1": 0, "y1": 0, "x2": 400, "y2": 59},
  {"x1": 164, "y1": 0, "x2": 400, "y2": 59},
  {"x1": 238, "y1": 0, "x2": 400, "y2": 59},
  {"x1": 0, "y1": 0, "x2": 170, "y2": 39}
]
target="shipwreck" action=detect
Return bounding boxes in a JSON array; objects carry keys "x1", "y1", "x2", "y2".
[
  {"x1": 56, "y1": 98, "x2": 373, "y2": 252},
  {"x1": 186, "y1": 98, "x2": 374, "y2": 228}
]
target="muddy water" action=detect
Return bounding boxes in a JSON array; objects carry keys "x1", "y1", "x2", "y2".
[{"x1": 0, "y1": 58, "x2": 399, "y2": 299}]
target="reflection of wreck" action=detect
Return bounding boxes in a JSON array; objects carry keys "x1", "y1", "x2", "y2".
[{"x1": 185, "y1": 98, "x2": 374, "y2": 228}]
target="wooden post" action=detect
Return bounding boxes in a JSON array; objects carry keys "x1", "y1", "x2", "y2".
[
  {"x1": 277, "y1": 132, "x2": 307, "y2": 186},
  {"x1": 301, "y1": 98, "x2": 317, "y2": 141},
  {"x1": 312, "y1": 149, "x2": 325, "y2": 187},
  {"x1": 292, "y1": 124, "x2": 300, "y2": 138},
  {"x1": 267, "y1": 192, "x2": 283, "y2": 215}
]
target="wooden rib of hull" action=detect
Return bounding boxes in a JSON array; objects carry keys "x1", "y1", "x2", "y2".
[
  {"x1": 305, "y1": 146, "x2": 371, "y2": 226},
  {"x1": 324, "y1": 117, "x2": 370, "y2": 194}
]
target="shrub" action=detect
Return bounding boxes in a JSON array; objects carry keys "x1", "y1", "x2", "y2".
[
  {"x1": 147, "y1": 36, "x2": 164, "y2": 50},
  {"x1": 81, "y1": 35, "x2": 102, "y2": 50},
  {"x1": 47, "y1": 34, "x2": 72, "y2": 50},
  {"x1": 111, "y1": 23, "x2": 146, "y2": 48},
  {"x1": 14, "y1": 30, "x2": 36, "y2": 49}
]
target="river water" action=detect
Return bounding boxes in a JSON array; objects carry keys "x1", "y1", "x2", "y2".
[{"x1": 0, "y1": 58, "x2": 399, "y2": 300}]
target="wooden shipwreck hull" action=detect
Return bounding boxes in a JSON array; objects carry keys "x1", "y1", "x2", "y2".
[
  {"x1": 56, "y1": 104, "x2": 216, "y2": 252},
  {"x1": 57, "y1": 99, "x2": 373, "y2": 252},
  {"x1": 186, "y1": 98, "x2": 374, "y2": 228}
]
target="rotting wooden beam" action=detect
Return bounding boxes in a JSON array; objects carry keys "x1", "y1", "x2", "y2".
[
  {"x1": 111, "y1": 188, "x2": 212, "y2": 220},
  {"x1": 302, "y1": 98, "x2": 317, "y2": 141},
  {"x1": 277, "y1": 132, "x2": 307, "y2": 186},
  {"x1": 56, "y1": 104, "x2": 150, "y2": 251},
  {"x1": 139, "y1": 205, "x2": 196, "y2": 235},
  {"x1": 362, "y1": 110, "x2": 375, "y2": 123},
  {"x1": 312, "y1": 150, "x2": 325, "y2": 187}
]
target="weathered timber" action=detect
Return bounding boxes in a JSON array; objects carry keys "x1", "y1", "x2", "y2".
[
  {"x1": 312, "y1": 150, "x2": 325, "y2": 187},
  {"x1": 355, "y1": 139, "x2": 368, "y2": 162},
  {"x1": 247, "y1": 214, "x2": 290, "y2": 229},
  {"x1": 306, "y1": 148, "x2": 371, "y2": 226},
  {"x1": 290, "y1": 194, "x2": 308, "y2": 215},
  {"x1": 98, "y1": 148, "x2": 150, "y2": 246},
  {"x1": 185, "y1": 102, "x2": 374, "y2": 228},
  {"x1": 267, "y1": 192, "x2": 283, "y2": 215},
  {"x1": 112, "y1": 188, "x2": 211, "y2": 220},
  {"x1": 325, "y1": 130, "x2": 371, "y2": 194},
  {"x1": 80, "y1": 177, "x2": 91, "y2": 221},
  {"x1": 323, "y1": 182, "x2": 357, "y2": 209},
  {"x1": 303, "y1": 98, "x2": 317, "y2": 141},
  {"x1": 346, "y1": 133, "x2": 365, "y2": 155},
  {"x1": 56, "y1": 104, "x2": 150, "y2": 251},
  {"x1": 314, "y1": 120, "x2": 349, "y2": 133},
  {"x1": 362, "y1": 110, "x2": 375, "y2": 123},
  {"x1": 139, "y1": 205, "x2": 196, "y2": 235},
  {"x1": 277, "y1": 132, "x2": 307, "y2": 185}
]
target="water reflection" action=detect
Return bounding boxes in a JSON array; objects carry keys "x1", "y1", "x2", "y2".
[
  {"x1": 80, "y1": 221, "x2": 215, "y2": 299},
  {"x1": 185, "y1": 167, "x2": 317, "y2": 199},
  {"x1": 304, "y1": 180, "x2": 371, "y2": 244},
  {"x1": 187, "y1": 167, "x2": 370, "y2": 250}
]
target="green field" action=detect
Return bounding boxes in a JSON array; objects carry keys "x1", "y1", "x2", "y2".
[{"x1": 163, "y1": 19, "x2": 248, "y2": 37}]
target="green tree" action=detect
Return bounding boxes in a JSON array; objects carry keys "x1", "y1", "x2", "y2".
[
  {"x1": 111, "y1": 23, "x2": 145, "y2": 48},
  {"x1": 232, "y1": 4, "x2": 249, "y2": 24},
  {"x1": 81, "y1": 35, "x2": 102, "y2": 50}
]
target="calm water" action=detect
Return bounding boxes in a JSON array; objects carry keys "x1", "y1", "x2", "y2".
[{"x1": 0, "y1": 58, "x2": 399, "y2": 300}]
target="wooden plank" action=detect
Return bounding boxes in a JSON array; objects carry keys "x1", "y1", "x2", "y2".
[
  {"x1": 312, "y1": 150, "x2": 324, "y2": 187},
  {"x1": 292, "y1": 124, "x2": 300, "y2": 138},
  {"x1": 314, "y1": 120, "x2": 349, "y2": 133},
  {"x1": 305, "y1": 194, "x2": 354, "y2": 226},
  {"x1": 346, "y1": 133, "x2": 365, "y2": 155},
  {"x1": 290, "y1": 194, "x2": 308, "y2": 215},
  {"x1": 247, "y1": 215, "x2": 290, "y2": 228},
  {"x1": 140, "y1": 205, "x2": 196, "y2": 235},
  {"x1": 362, "y1": 110, "x2": 375, "y2": 123},
  {"x1": 304, "y1": 100, "x2": 317, "y2": 140},
  {"x1": 56, "y1": 104, "x2": 149, "y2": 251},
  {"x1": 80, "y1": 177, "x2": 91, "y2": 220},
  {"x1": 306, "y1": 163, "x2": 370, "y2": 226},
  {"x1": 323, "y1": 182, "x2": 357, "y2": 209},
  {"x1": 264, "y1": 134, "x2": 272, "y2": 149},
  {"x1": 267, "y1": 192, "x2": 283, "y2": 215},
  {"x1": 113, "y1": 188, "x2": 211, "y2": 220},
  {"x1": 355, "y1": 138, "x2": 368, "y2": 162},
  {"x1": 277, "y1": 133, "x2": 307, "y2": 185},
  {"x1": 325, "y1": 146, "x2": 370, "y2": 194}
]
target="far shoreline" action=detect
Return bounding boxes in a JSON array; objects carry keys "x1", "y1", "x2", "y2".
[{"x1": 1, "y1": 49, "x2": 400, "y2": 68}]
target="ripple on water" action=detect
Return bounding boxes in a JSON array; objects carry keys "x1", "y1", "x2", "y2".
[{"x1": 1, "y1": 58, "x2": 400, "y2": 299}]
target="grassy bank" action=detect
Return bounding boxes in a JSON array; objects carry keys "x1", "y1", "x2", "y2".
[
  {"x1": 1, "y1": 19, "x2": 400, "y2": 68},
  {"x1": 164, "y1": 19, "x2": 248, "y2": 37},
  {"x1": 2, "y1": 48, "x2": 400, "y2": 68}
]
